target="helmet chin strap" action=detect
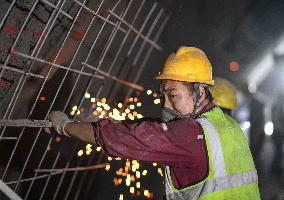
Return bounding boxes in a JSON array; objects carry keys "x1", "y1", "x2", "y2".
[{"x1": 187, "y1": 83, "x2": 207, "y2": 118}]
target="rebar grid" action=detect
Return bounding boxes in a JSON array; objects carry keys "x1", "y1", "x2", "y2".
[{"x1": 0, "y1": 0, "x2": 168, "y2": 199}]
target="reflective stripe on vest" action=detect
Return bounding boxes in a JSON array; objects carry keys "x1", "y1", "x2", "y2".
[
  {"x1": 164, "y1": 117, "x2": 258, "y2": 200},
  {"x1": 196, "y1": 118, "x2": 226, "y2": 178}
]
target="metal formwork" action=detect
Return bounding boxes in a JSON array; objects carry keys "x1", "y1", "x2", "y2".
[{"x1": 0, "y1": 0, "x2": 168, "y2": 199}]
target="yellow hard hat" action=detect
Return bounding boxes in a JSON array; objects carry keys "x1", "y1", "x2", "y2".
[
  {"x1": 210, "y1": 77, "x2": 237, "y2": 110},
  {"x1": 155, "y1": 46, "x2": 214, "y2": 85}
]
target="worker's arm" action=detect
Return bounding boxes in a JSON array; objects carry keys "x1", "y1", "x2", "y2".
[
  {"x1": 49, "y1": 111, "x2": 207, "y2": 168},
  {"x1": 48, "y1": 111, "x2": 96, "y2": 143},
  {"x1": 64, "y1": 122, "x2": 95, "y2": 143}
]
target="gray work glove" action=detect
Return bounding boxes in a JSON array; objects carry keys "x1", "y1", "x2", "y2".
[{"x1": 49, "y1": 111, "x2": 72, "y2": 136}]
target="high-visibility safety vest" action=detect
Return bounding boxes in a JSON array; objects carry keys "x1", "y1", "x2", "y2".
[{"x1": 164, "y1": 106, "x2": 260, "y2": 200}]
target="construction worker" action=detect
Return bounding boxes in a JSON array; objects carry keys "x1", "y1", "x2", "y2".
[
  {"x1": 49, "y1": 46, "x2": 260, "y2": 199},
  {"x1": 210, "y1": 77, "x2": 237, "y2": 116}
]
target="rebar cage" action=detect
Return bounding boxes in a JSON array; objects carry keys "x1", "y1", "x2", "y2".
[{"x1": 0, "y1": 0, "x2": 168, "y2": 199}]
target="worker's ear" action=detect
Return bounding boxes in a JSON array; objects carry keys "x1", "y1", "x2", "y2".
[{"x1": 198, "y1": 85, "x2": 206, "y2": 100}]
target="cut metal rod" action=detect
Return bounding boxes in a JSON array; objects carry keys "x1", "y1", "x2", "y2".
[
  {"x1": 82, "y1": 62, "x2": 144, "y2": 91},
  {"x1": 0, "y1": 119, "x2": 52, "y2": 128},
  {"x1": 0, "y1": 180, "x2": 22, "y2": 200},
  {"x1": 108, "y1": 10, "x2": 163, "y2": 51},
  {"x1": 5, "y1": 164, "x2": 107, "y2": 185},
  {"x1": 0, "y1": 63, "x2": 45, "y2": 79},
  {"x1": 34, "y1": 163, "x2": 108, "y2": 173},
  {"x1": 73, "y1": 0, "x2": 126, "y2": 33},
  {"x1": 0, "y1": 137, "x2": 18, "y2": 140},
  {"x1": 13, "y1": 51, "x2": 104, "y2": 80}
]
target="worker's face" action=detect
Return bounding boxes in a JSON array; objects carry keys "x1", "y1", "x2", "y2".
[{"x1": 160, "y1": 80, "x2": 194, "y2": 115}]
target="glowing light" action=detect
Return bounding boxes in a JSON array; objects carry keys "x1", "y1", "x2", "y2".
[
  {"x1": 126, "y1": 174, "x2": 131, "y2": 186},
  {"x1": 70, "y1": 110, "x2": 75, "y2": 116},
  {"x1": 131, "y1": 165, "x2": 137, "y2": 172},
  {"x1": 84, "y1": 92, "x2": 91, "y2": 98},
  {"x1": 113, "y1": 108, "x2": 120, "y2": 115},
  {"x1": 154, "y1": 99, "x2": 160, "y2": 104},
  {"x1": 137, "y1": 102, "x2": 142, "y2": 107},
  {"x1": 126, "y1": 161, "x2": 131, "y2": 167},
  {"x1": 96, "y1": 147, "x2": 101, "y2": 152},
  {"x1": 96, "y1": 107, "x2": 103, "y2": 112},
  {"x1": 264, "y1": 121, "x2": 274, "y2": 135},
  {"x1": 137, "y1": 114, "x2": 143, "y2": 119},
  {"x1": 131, "y1": 175, "x2": 135, "y2": 182},
  {"x1": 132, "y1": 160, "x2": 138, "y2": 165},
  {"x1": 72, "y1": 106, "x2": 78, "y2": 110},
  {"x1": 129, "y1": 97, "x2": 134, "y2": 102},
  {"x1": 97, "y1": 102, "x2": 102, "y2": 106},
  {"x1": 158, "y1": 168, "x2": 163, "y2": 176},
  {"x1": 133, "y1": 111, "x2": 138, "y2": 116},
  {"x1": 77, "y1": 150, "x2": 83, "y2": 157},
  {"x1": 152, "y1": 162, "x2": 157, "y2": 167},
  {"x1": 146, "y1": 90, "x2": 152, "y2": 95},
  {"x1": 115, "y1": 157, "x2": 121, "y2": 160},
  {"x1": 130, "y1": 187, "x2": 135, "y2": 194},
  {"x1": 144, "y1": 190, "x2": 149, "y2": 197},
  {"x1": 86, "y1": 148, "x2": 92, "y2": 155},
  {"x1": 125, "y1": 108, "x2": 130, "y2": 113},
  {"x1": 136, "y1": 182, "x2": 141, "y2": 188},
  {"x1": 93, "y1": 111, "x2": 98, "y2": 116},
  {"x1": 119, "y1": 194, "x2": 123, "y2": 200},
  {"x1": 86, "y1": 144, "x2": 92, "y2": 149},
  {"x1": 91, "y1": 97, "x2": 96, "y2": 102},
  {"x1": 243, "y1": 121, "x2": 251, "y2": 129},
  {"x1": 229, "y1": 61, "x2": 239, "y2": 72},
  {"x1": 105, "y1": 164, "x2": 111, "y2": 171},
  {"x1": 104, "y1": 104, "x2": 110, "y2": 110},
  {"x1": 136, "y1": 171, "x2": 141, "y2": 178},
  {"x1": 76, "y1": 110, "x2": 81, "y2": 115},
  {"x1": 248, "y1": 82, "x2": 257, "y2": 93},
  {"x1": 142, "y1": 170, "x2": 147, "y2": 176},
  {"x1": 108, "y1": 156, "x2": 113, "y2": 161},
  {"x1": 101, "y1": 98, "x2": 107, "y2": 103},
  {"x1": 39, "y1": 96, "x2": 46, "y2": 101},
  {"x1": 118, "y1": 103, "x2": 123, "y2": 108},
  {"x1": 129, "y1": 105, "x2": 135, "y2": 110}
]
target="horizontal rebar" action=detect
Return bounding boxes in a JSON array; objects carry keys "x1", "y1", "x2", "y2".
[
  {"x1": 5, "y1": 163, "x2": 107, "y2": 185},
  {"x1": 0, "y1": 119, "x2": 52, "y2": 127},
  {"x1": 13, "y1": 51, "x2": 104, "y2": 80},
  {"x1": 0, "y1": 137, "x2": 18, "y2": 140},
  {"x1": 82, "y1": 62, "x2": 144, "y2": 91},
  {"x1": 0, "y1": 63, "x2": 45, "y2": 79},
  {"x1": 35, "y1": 163, "x2": 108, "y2": 173},
  {"x1": 40, "y1": 0, "x2": 73, "y2": 20},
  {"x1": 108, "y1": 10, "x2": 163, "y2": 51},
  {"x1": 73, "y1": 0, "x2": 127, "y2": 33}
]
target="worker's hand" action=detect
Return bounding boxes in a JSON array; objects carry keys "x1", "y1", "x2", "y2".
[{"x1": 49, "y1": 111, "x2": 72, "y2": 136}]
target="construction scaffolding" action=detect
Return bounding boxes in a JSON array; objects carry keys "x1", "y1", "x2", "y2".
[{"x1": 0, "y1": 0, "x2": 168, "y2": 199}]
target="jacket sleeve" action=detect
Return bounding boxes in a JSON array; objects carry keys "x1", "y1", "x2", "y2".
[{"x1": 93, "y1": 117, "x2": 207, "y2": 167}]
